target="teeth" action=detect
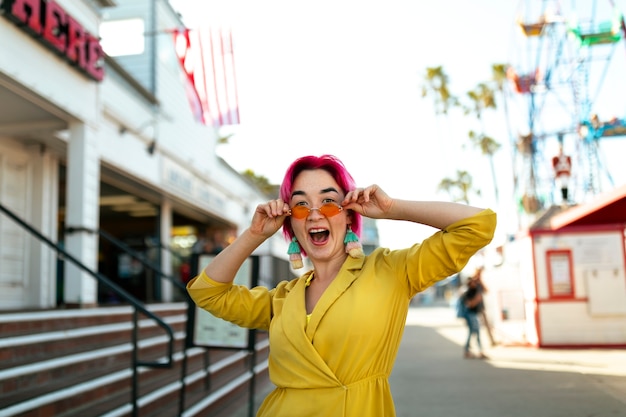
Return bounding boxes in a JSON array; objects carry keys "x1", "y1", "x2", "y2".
[{"x1": 309, "y1": 228, "x2": 326, "y2": 233}]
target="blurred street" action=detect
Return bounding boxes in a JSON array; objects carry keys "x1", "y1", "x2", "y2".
[
  {"x1": 236, "y1": 304, "x2": 626, "y2": 416},
  {"x1": 392, "y1": 305, "x2": 626, "y2": 417}
]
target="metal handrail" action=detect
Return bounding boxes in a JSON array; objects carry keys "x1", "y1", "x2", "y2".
[
  {"x1": 73, "y1": 225, "x2": 195, "y2": 415},
  {"x1": 77, "y1": 225, "x2": 201, "y2": 415},
  {"x1": 0, "y1": 203, "x2": 174, "y2": 417},
  {"x1": 66, "y1": 226, "x2": 188, "y2": 293}
]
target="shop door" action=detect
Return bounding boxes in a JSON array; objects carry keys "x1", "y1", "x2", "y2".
[{"x1": 0, "y1": 148, "x2": 31, "y2": 309}]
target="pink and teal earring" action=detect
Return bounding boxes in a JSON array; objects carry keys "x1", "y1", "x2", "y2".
[
  {"x1": 288, "y1": 237, "x2": 304, "y2": 269},
  {"x1": 344, "y1": 226, "x2": 364, "y2": 258}
]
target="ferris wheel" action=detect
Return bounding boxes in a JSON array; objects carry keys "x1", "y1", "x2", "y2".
[{"x1": 506, "y1": 0, "x2": 626, "y2": 213}]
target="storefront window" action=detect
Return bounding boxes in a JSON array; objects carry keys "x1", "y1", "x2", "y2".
[{"x1": 547, "y1": 249, "x2": 575, "y2": 297}]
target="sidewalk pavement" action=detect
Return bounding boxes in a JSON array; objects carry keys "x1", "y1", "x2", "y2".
[
  {"x1": 392, "y1": 305, "x2": 626, "y2": 417},
  {"x1": 236, "y1": 305, "x2": 626, "y2": 416}
]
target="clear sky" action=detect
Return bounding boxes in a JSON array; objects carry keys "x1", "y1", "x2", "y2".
[{"x1": 169, "y1": 0, "x2": 626, "y2": 249}]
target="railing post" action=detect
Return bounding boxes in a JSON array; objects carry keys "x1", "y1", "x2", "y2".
[
  {"x1": 132, "y1": 309, "x2": 140, "y2": 417},
  {"x1": 0, "y1": 203, "x2": 176, "y2": 416},
  {"x1": 248, "y1": 332, "x2": 257, "y2": 417}
]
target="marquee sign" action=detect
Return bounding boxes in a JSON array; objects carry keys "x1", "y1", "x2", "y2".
[{"x1": 1, "y1": 0, "x2": 104, "y2": 81}]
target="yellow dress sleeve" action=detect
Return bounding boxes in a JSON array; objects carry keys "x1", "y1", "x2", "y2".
[
  {"x1": 377, "y1": 208, "x2": 496, "y2": 296},
  {"x1": 187, "y1": 270, "x2": 274, "y2": 331}
]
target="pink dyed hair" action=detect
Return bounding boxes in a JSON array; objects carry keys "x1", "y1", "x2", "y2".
[{"x1": 280, "y1": 155, "x2": 362, "y2": 245}]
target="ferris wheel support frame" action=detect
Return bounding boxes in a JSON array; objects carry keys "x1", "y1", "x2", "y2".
[{"x1": 509, "y1": 0, "x2": 626, "y2": 212}]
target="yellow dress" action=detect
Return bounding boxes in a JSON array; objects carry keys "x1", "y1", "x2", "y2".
[{"x1": 187, "y1": 209, "x2": 496, "y2": 416}]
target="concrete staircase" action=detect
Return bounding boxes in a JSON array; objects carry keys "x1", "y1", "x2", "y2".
[{"x1": 0, "y1": 303, "x2": 270, "y2": 417}]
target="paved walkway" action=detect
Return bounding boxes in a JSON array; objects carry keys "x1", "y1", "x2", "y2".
[
  {"x1": 237, "y1": 305, "x2": 626, "y2": 416},
  {"x1": 392, "y1": 306, "x2": 626, "y2": 417}
]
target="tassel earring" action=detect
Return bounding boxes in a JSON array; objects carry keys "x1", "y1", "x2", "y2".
[
  {"x1": 288, "y1": 237, "x2": 304, "y2": 269},
  {"x1": 344, "y1": 226, "x2": 364, "y2": 258}
]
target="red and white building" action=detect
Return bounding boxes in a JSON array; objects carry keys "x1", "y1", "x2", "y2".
[{"x1": 486, "y1": 184, "x2": 626, "y2": 348}]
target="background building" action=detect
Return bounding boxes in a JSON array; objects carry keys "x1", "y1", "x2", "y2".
[{"x1": 0, "y1": 0, "x2": 290, "y2": 310}]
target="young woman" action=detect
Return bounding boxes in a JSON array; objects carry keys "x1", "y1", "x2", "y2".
[{"x1": 187, "y1": 154, "x2": 496, "y2": 416}]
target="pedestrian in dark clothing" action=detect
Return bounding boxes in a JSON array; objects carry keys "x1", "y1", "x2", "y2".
[{"x1": 462, "y1": 275, "x2": 487, "y2": 359}]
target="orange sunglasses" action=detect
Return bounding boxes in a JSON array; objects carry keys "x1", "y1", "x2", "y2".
[{"x1": 289, "y1": 202, "x2": 343, "y2": 219}]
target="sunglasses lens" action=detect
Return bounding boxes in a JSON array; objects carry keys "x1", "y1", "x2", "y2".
[
  {"x1": 291, "y1": 206, "x2": 309, "y2": 219},
  {"x1": 319, "y1": 203, "x2": 342, "y2": 217},
  {"x1": 290, "y1": 203, "x2": 342, "y2": 219}
]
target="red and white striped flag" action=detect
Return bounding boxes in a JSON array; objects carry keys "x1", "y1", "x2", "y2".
[{"x1": 173, "y1": 27, "x2": 240, "y2": 127}]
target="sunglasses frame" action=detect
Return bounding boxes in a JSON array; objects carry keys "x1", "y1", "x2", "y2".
[{"x1": 289, "y1": 202, "x2": 344, "y2": 219}]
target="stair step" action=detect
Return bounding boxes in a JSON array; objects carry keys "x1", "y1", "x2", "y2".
[
  {"x1": 0, "y1": 303, "x2": 270, "y2": 417},
  {"x1": 0, "y1": 315, "x2": 186, "y2": 370}
]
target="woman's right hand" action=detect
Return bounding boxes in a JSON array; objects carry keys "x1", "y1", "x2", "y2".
[{"x1": 250, "y1": 199, "x2": 291, "y2": 238}]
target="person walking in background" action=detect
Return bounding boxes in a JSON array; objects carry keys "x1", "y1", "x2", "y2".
[
  {"x1": 462, "y1": 273, "x2": 488, "y2": 359},
  {"x1": 472, "y1": 266, "x2": 496, "y2": 346},
  {"x1": 187, "y1": 154, "x2": 496, "y2": 416}
]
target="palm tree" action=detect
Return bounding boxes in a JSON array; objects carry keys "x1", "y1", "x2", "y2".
[
  {"x1": 421, "y1": 66, "x2": 458, "y2": 115},
  {"x1": 465, "y1": 83, "x2": 496, "y2": 115},
  {"x1": 437, "y1": 170, "x2": 480, "y2": 205},
  {"x1": 491, "y1": 63, "x2": 520, "y2": 202},
  {"x1": 241, "y1": 169, "x2": 279, "y2": 197},
  {"x1": 468, "y1": 130, "x2": 501, "y2": 200},
  {"x1": 464, "y1": 83, "x2": 501, "y2": 202},
  {"x1": 421, "y1": 66, "x2": 461, "y2": 166},
  {"x1": 491, "y1": 64, "x2": 514, "y2": 146}
]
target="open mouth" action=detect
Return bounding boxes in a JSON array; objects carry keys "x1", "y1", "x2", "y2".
[{"x1": 309, "y1": 229, "x2": 330, "y2": 244}]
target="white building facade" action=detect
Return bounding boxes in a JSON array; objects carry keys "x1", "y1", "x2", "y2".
[{"x1": 0, "y1": 0, "x2": 281, "y2": 310}]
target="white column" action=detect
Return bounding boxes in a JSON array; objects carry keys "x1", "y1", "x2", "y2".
[
  {"x1": 64, "y1": 122, "x2": 100, "y2": 306},
  {"x1": 160, "y1": 198, "x2": 174, "y2": 302},
  {"x1": 27, "y1": 144, "x2": 59, "y2": 308}
]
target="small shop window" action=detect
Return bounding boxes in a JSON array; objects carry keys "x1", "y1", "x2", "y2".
[{"x1": 546, "y1": 249, "x2": 575, "y2": 298}]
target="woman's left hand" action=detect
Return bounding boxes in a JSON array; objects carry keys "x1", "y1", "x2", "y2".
[{"x1": 342, "y1": 185, "x2": 394, "y2": 219}]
